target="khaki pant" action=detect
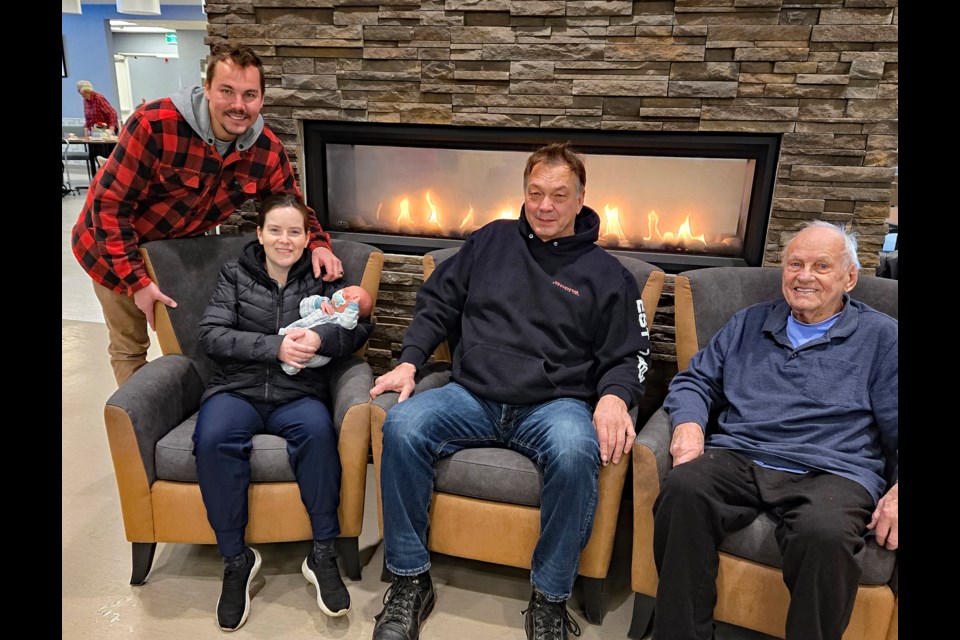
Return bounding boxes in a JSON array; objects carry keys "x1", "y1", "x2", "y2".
[{"x1": 93, "y1": 281, "x2": 150, "y2": 386}]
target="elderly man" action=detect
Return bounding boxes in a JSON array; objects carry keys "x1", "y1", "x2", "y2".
[
  {"x1": 653, "y1": 221, "x2": 898, "y2": 640},
  {"x1": 369, "y1": 142, "x2": 652, "y2": 640},
  {"x1": 72, "y1": 43, "x2": 341, "y2": 386},
  {"x1": 76, "y1": 79, "x2": 118, "y2": 137}
]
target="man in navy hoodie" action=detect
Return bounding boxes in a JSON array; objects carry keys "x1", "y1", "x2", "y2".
[
  {"x1": 653, "y1": 222, "x2": 898, "y2": 640},
  {"x1": 369, "y1": 143, "x2": 652, "y2": 640}
]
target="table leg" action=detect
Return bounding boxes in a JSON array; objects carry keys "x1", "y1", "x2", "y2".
[{"x1": 86, "y1": 146, "x2": 97, "y2": 180}]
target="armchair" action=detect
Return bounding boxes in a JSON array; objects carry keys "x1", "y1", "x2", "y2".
[
  {"x1": 629, "y1": 267, "x2": 898, "y2": 640},
  {"x1": 103, "y1": 235, "x2": 384, "y2": 584},
  {"x1": 371, "y1": 247, "x2": 664, "y2": 624}
]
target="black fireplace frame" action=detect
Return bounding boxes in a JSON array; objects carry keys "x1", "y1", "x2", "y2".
[{"x1": 303, "y1": 120, "x2": 780, "y2": 272}]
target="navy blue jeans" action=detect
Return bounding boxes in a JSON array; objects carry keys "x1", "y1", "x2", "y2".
[
  {"x1": 380, "y1": 382, "x2": 600, "y2": 601},
  {"x1": 193, "y1": 392, "x2": 341, "y2": 558}
]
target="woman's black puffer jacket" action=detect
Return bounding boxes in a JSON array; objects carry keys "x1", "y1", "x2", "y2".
[{"x1": 199, "y1": 240, "x2": 372, "y2": 405}]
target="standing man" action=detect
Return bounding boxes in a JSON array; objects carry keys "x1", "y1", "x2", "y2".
[
  {"x1": 653, "y1": 221, "x2": 898, "y2": 640},
  {"x1": 72, "y1": 43, "x2": 341, "y2": 386},
  {"x1": 76, "y1": 79, "x2": 119, "y2": 137},
  {"x1": 369, "y1": 143, "x2": 652, "y2": 640}
]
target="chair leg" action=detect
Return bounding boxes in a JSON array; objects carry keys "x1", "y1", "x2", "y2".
[
  {"x1": 580, "y1": 576, "x2": 604, "y2": 624},
  {"x1": 627, "y1": 593, "x2": 656, "y2": 640},
  {"x1": 335, "y1": 536, "x2": 361, "y2": 580},
  {"x1": 380, "y1": 555, "x2": 392, "y2": 583},
  {"x1": 130, "y1": 542, "x2": 157, "y2": 586}
]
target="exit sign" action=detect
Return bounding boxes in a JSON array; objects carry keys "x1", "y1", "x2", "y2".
[{"x1": 165, "y1": 32, "x2": 177, "y2": 44}]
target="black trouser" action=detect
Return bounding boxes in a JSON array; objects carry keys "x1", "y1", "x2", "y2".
[{"x1": 652, "y1": 449, "x2": 873, "y2": 640}]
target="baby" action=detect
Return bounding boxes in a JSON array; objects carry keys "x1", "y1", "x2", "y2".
[{"x1": 279, "y1": 285, "x2": 373, "y2": 375}]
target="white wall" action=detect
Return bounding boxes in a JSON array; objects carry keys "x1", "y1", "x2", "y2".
[{"x1": 114, "y1": 30, "x2": 207, "y2": 109}]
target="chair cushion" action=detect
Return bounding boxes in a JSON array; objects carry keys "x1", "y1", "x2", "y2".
[
  {"x1": 719, "y1": 511, "x2": 897, "y2": 585},
  {"x1": 434, "y1": 448, "x2": 543, "y2": 507},
  {"x1": 154, "y1": 413, "x2": 296, "y2": 483}
]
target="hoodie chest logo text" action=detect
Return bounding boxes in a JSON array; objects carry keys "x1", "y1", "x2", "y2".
[{"x1": 552, "y1": 280, "x2": 580, "y2": 296}]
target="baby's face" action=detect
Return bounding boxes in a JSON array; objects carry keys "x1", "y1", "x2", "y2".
[{"x1": 331, "y1": 286, "x2": 367, "y2": 313}]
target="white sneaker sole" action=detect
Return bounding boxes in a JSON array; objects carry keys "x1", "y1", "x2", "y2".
[
  {"x1": 301, "y1": 557, "x2": 351, "y2": 617},
  {"x1": 217, "y1": 547, "x2": 262, "y2": 632}
]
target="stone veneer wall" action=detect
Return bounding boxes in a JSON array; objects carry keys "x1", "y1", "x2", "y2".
[{"x1": 204, "y1": 0, "x2": 897, "y2": 410}]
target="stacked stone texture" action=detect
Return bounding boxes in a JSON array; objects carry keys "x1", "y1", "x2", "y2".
[{"x1": 204, "y1": 0, "x2": 897, "y2": 394}]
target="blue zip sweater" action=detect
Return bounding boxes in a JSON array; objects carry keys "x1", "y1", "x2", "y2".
[
  {"x1": 665, "y1": 295, "x2": 898, "y2": 502},
  {"x1": 399, "y1": 205, "x2": 651, "y2": 408}
]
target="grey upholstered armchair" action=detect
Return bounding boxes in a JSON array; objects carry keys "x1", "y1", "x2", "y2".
[{"x1": 103, "y1": 235, "x2": 384, "y2": 585}]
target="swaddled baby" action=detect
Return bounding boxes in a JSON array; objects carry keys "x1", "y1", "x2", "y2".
[{"x1": 278, "y1": 285, "x2": 373, "y2": 375}]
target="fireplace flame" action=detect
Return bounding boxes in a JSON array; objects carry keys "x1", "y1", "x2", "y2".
[
  {"x1": 397, "y1": 198, "x2": 412, "y2": 226},
  {"x1": 425, "y1": 191, "x2": 442, "y2": 229},
  {"x1": 641, "y1": 210, "x2": 705, "y2": 246},
  {"x1": 460, "y1": 206, "x2": 475, "y2": 230},
  {"x1": 375, "y1": 191, "x2": 718, "y2": 254},
  {"x1": 676, "y1": 215, "x2": 706, "y2": 244},
  {"x1": 602, "y1": 204, "x2": 629, "y2": 242},
  {"x1": 644, "y1": 210, "x2": 662, "y2": 242}
]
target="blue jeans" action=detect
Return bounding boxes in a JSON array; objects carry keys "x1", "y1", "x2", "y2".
[
  {"x1": 380, "y1": 382, "x2": 599, "y2": 601},
  {"x1": 193, "y1": 393, "x2": 341, "y2": 558}
]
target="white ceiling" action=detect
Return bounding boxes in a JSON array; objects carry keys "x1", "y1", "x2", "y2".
[
  {"x1": 80, "y1": 1, "x2": 208, "y2": 32},
  {"x1": 111, "y1": 19, "x2": 207, "y2": 32}
]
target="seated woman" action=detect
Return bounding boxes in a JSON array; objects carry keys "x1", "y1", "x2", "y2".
[{"x1": 193, "y1": 192, "x2": 371, "y2": 631}]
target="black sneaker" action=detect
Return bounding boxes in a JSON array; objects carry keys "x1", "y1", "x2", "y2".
[
  {"x1": 216, "y1": 547, "x2": 261, "y2": 631},
  {"x1": 302, "y1": 553, "x2": 351, "y2": 617},
  {"x1": 372, "y1": 573, "x2": 436, "y2": 640},
  {"x1": 523, "y1": 590, "x2": 581, "y2": 640}
]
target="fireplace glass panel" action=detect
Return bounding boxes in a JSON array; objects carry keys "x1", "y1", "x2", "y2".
[{"x1": 325, "y1": 144, "x2": 753, "y2": 257}]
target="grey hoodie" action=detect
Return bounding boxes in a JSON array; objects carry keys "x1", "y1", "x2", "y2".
[{"x1": 168, "y1": 86, "x2": 264, "y2": 156}]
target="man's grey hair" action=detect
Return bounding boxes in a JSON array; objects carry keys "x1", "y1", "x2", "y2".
[{"x1": 788, "y1": 220, "x2": 861, "y2": 271}]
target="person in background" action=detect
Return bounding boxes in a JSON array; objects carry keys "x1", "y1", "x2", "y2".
[
  {"x1": 71, "y1": 43, "x2": 342, "y2": 386},
  {"x1": 195, "y1": 192, "x2": 370, "y2": 631},
  {"x1": 652, "y1": 221, "x2": 898, "y2": 640},
  {"x1": 76, "y1": 80, "x2": 118, "y2": 137}
]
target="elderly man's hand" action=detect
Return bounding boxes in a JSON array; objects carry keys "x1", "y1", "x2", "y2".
[
  {"x1": 670, "y1": 422, "x2": 705, "y2": 467},
  {"x1": 867, "y1": 482, "x2": 898, "y2": 550},
  {"x1": 593, "y1": 395, "x2": 635, "y2": 466}
]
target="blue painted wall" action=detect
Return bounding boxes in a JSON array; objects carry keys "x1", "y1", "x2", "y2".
[{"x1": 61, "y1": 3, "x2": 207, "y2": 123}]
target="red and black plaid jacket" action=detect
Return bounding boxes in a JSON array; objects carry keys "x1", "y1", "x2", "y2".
[
  {"x1": 72, "y1": 97, "x2": 330, "y2": 295},
  {"x1": 82, "y1": 91, "x2": 118, "y2": 132}
]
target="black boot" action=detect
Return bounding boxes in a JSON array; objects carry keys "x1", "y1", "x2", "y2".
[
  {"x1": 523, "y1": 589, "x2": 581, "y2": 640},
  {"x1": 372, "y1": 572, "x2": 436, "y2": 640}
]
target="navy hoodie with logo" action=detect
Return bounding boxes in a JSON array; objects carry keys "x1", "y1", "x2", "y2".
[{"x1": 399, "y1": 205, "x2": 651, "y2": 408}]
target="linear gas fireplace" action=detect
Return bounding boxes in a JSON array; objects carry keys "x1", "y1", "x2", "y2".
[{"x1": 304, "y1": 122, "x2": 780, "y2": 271}]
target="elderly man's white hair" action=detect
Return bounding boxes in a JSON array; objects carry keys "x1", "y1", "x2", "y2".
[{"x1": 787, "y1": 220, "x2": 861, "y2": 271}]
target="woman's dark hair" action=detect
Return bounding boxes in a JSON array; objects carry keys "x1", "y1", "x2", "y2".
[{"x1": 257, "y1": 192, "x2": 310, "y2": 230}]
